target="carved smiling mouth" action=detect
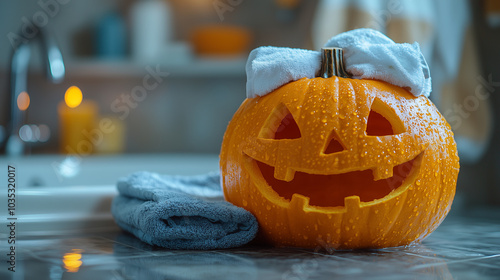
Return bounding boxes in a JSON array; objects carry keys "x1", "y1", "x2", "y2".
[{"x1": 251, "y1": 153, "x2": 423, "y2": 208}]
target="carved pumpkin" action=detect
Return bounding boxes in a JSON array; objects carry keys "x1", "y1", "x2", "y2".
[{"x1": 220, "y1": 48, "x2": 459, "y2": 249}]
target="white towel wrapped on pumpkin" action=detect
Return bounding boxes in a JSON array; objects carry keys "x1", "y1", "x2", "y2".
[{"x1": 246, "y1": 28, "x2": 431, "y2": 99}]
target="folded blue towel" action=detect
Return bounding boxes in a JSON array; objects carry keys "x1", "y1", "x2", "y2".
[{"x1": 111, "y1": 171, "x2": 258, "y2": 250}]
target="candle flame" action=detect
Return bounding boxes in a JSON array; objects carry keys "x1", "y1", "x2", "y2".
[
  {"x1": 65, "y1": 86, "x2": 83, "y2": 108},
  {"x1": 17, "y1": 91, "x2": 30, "y2": 111}
]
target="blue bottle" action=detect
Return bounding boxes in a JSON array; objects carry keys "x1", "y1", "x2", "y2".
[{"x1": 96, "y1": 12, "x2": 127, "y2": 59}]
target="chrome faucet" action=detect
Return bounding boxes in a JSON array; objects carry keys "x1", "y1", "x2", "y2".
[{"x1": 1, "y1": 28, "x2": 65, "y2": 156}]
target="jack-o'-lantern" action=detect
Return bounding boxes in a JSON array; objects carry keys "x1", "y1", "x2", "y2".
[{"x1": 220, "y1": 48, "x2": 459, "y2": 249}]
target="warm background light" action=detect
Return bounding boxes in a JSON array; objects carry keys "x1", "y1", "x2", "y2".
[
  {"x1": 17, "y1": 91, "x2": 30, "y2": 111},
  {"x1": 63, "y1": 249, "x2": 83, "y2": 273},
  {"x1": 65, "y1": 86, "x2": 83, "y2": 108}
]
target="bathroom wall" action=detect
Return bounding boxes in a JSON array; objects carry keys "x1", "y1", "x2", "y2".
[
  {"x1": 468, "y1": 0, "x2": 500, "y2": 206},
  {"x1": 0, "y1": 0, "x2": 318, "y2": 154}
]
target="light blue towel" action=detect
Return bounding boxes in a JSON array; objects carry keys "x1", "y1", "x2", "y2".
[{"x1": 111, "y1": 171, "x2": 258, "y2": 250}]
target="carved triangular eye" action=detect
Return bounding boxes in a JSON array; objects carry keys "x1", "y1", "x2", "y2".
[
  {"x1": 323, "y1": 131, "x2": 345, "y2": 154},
  {"x1": 274, "y1": 113, "x2": 301, "y2": 139},
  {"x1": 366, "y1": 98, "x2": 406, "y2": 136},
  {"x1": 259, "y1": 104, "x2": 301, "y2": 140},
  {"x1": 366, "y1": 110, "x2": 394, "y2": 136}
]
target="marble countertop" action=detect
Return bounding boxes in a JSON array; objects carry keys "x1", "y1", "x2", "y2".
[{"x1": 1, "y1": 210, "x2": 499, "y2": 280}]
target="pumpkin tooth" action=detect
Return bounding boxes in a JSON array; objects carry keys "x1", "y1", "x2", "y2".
[
  {"x1": 373, "y1": 166, "x2": 394, "y2": 180},
  {"x1": 290, "y1": 194, "x2": 310, "y2": 210},
  {"x1": 344, "y1": 196, "x2": 361, "y2": 210},
  {"x1": 273, "y1": 165, "x2": 295, "y2": 181}
]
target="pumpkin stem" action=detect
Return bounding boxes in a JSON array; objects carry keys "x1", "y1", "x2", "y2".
[{"x1": 319, "y1": 48, "x2": 350, "y2": 78}]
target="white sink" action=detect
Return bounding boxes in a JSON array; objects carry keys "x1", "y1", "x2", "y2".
[{"x1": 0, "y1": 154, "x2": 220, "y2": 235}]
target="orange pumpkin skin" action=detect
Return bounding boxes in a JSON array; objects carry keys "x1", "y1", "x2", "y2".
[{"x1": 220, "y1": 76, "x2": 459, "y2": 249}]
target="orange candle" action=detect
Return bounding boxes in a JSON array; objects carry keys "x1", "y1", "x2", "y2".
[{"x1": 58, "y1": 86, "x2": 98, "y2": 155}]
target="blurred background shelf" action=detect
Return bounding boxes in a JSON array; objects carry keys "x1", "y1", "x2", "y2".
[{"x1": 65, "y1": 57, "x2": 247, "y2": 78}]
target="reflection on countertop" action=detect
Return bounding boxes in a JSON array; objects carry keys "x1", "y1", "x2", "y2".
[{"x1": 1, "y1": 211, "x2": 499, "y2": 280}]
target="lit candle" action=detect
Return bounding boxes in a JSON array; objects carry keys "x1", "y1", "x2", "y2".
[{"x1": 58, "y1": 86, "x2": 98, "y2": 155}]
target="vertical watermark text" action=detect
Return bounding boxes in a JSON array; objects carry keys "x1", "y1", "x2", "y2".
[{"x1": 6, "y1": 165, "x2": 17, "y2": 272}]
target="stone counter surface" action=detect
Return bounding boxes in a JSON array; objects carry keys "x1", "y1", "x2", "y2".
[{"x1": 1, "y1": 211, "x2": 499, "y2": 280}]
